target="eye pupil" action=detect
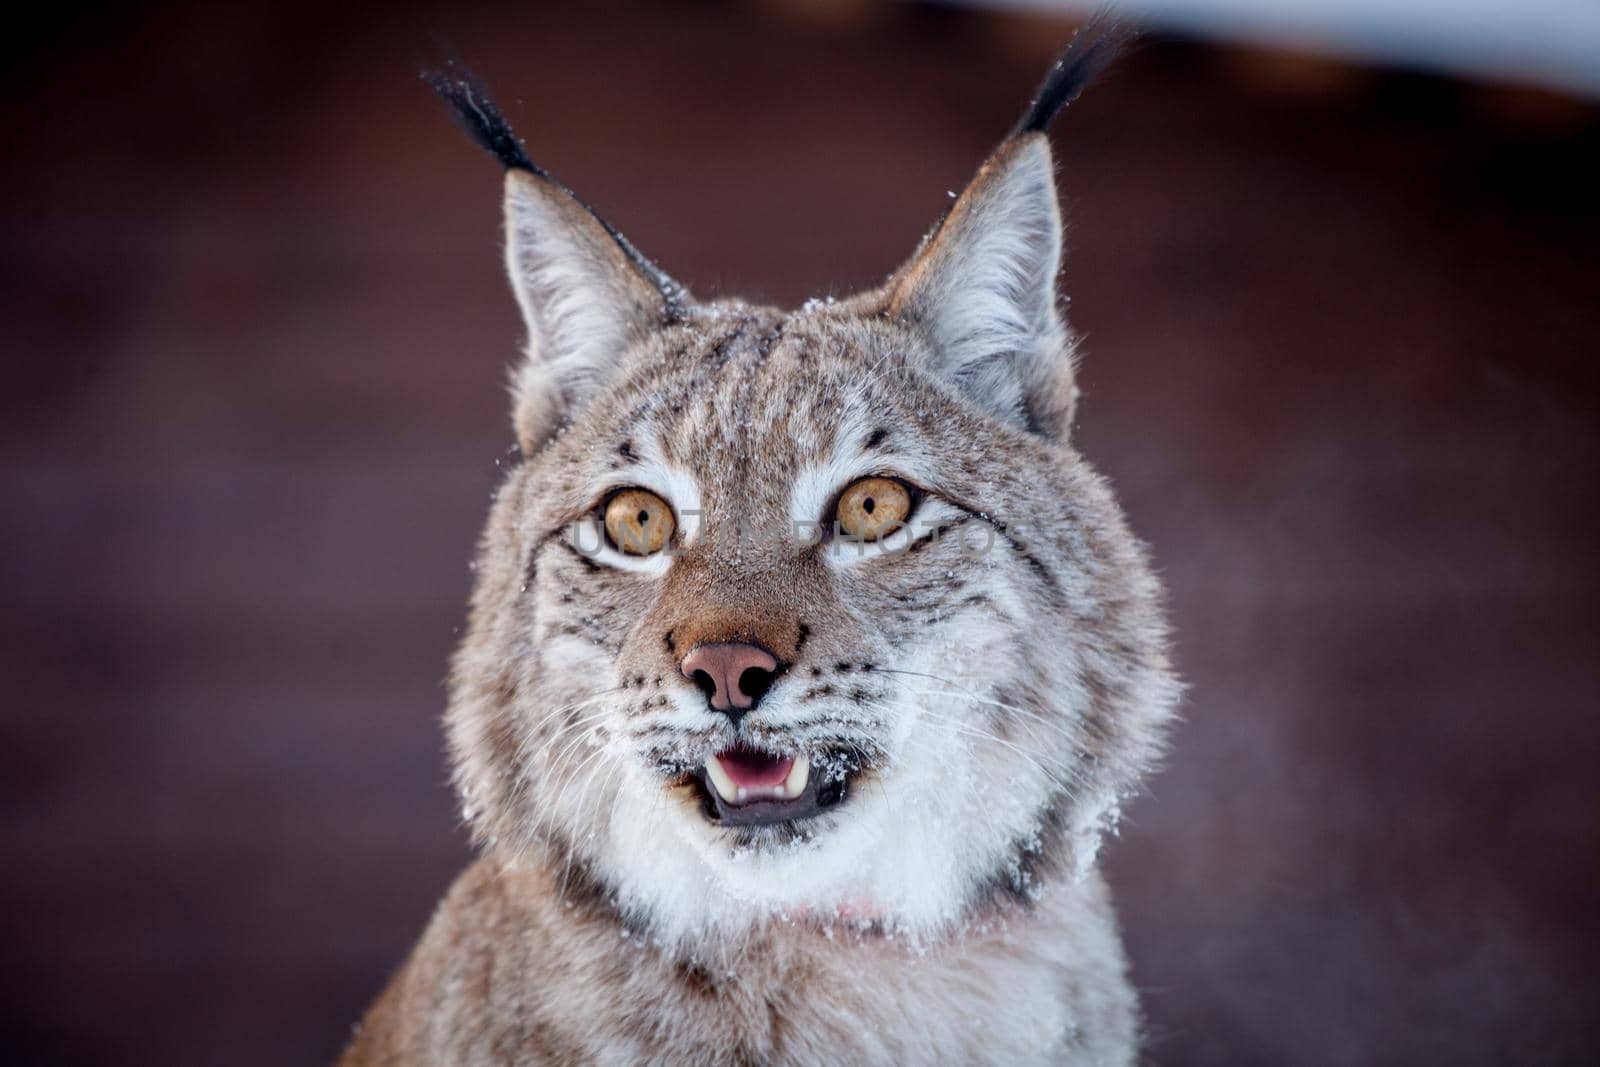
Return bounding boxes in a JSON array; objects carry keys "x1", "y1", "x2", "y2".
[
  {"x1": 637, "y1": 509, "x2": 649, "y2": 524},
  {"x1": 863, "y1": 497, "x2": 875, "y2": 514}
]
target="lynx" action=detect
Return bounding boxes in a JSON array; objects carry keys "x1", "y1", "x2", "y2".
[{"x1": 341, "y1": 23, "x2": 1178, "y2": 1066}]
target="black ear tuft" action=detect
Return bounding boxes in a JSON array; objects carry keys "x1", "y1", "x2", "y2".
[
  {"x1": 423, "y1": 57, "x2": 689, "y2": 321},
  {"x1": 1013, "y1": 14, "x2": 1137, "y2": 135},
  {"x1": 422, "y1": 61, "x2": 544, "y2": 175}
]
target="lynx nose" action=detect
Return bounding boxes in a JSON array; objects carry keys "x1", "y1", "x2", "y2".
[{"x1": 679, "y1": 643, "x2": 781, "y2": 724}]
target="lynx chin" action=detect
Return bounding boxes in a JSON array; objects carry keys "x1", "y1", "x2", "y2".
[{"x1": 341, "y1": 23, "x2": 1179, "y2": 1066}]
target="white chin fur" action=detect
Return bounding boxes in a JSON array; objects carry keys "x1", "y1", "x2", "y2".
[{"x1": 590, "y1": 680, "x2": 1095, "y2": 946}]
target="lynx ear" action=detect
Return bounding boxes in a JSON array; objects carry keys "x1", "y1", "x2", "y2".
[
  {"x1": 503, "y1": 171, "x2": 676, "y2": 451},
  {"x1": 887, "y1": 135, "x2": 1072, "y2": 434},
  {"x1": 424, "y1": 62, "x2": 687, "y2": 451},
  {"x1": 886, "y1": 18, "x2": 1130, "y2": 436}
]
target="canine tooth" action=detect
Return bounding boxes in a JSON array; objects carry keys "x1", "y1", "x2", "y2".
[
  {"x1": 783, "y1": 754, "x2": 810, "y2": 799},
  {"x1": 704, "y1": 757, "x2": 739, "y2": 803}
]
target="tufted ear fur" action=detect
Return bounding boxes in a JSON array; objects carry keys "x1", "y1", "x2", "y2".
[
  {"x1": 503, "y1": 169, "x2": 674, "y2": 452},
  {"x1": 423, "y1": 64, "x2": 685, "y2": 451},
  {"x1": 882, "y1": 17, "x2": 1131, "y2": 437},
  {"x1": 887, "y1": 134, "x2": 1076, "y2": 435},
  {"x1": 429, "y1": 19, "x2": 1126, "y2": 447}
]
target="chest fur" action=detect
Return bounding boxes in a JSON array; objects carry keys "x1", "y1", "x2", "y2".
[{"x1": 371, "y1": 863, "x2": 1138, "y2": 1066}]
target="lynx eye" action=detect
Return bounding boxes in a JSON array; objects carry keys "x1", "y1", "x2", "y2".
[
  {"x1": 835, "y1": 477, "x2": 912, "y2": 542},
  {"x1": 603, "y1": 489, "x2": 675, "y2": 555}
]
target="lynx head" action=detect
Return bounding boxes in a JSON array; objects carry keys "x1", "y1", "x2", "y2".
[{"x1": 433, "y1": 25, "x2": 1177, "y2": 946}]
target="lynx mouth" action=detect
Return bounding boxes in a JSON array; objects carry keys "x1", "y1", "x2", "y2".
[{"x1": 694, "y1": 744, "x2": 848, "y2": 826}]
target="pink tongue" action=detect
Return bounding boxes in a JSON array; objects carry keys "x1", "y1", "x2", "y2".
[{"x1": 716, "y1": 746, "x2": 794, "y2": 789}]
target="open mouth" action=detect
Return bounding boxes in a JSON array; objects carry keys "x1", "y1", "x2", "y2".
[{"x1": 695, "y1": 744, "x2": 848, "y2": 826}]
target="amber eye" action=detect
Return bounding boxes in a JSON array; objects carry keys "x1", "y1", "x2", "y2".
[
  {"x1": 835, "y1": 477, "x2": 913, "y2": 542},
  {"x1": 603, "y1": 489, "x2": 675, "y2": 555}
]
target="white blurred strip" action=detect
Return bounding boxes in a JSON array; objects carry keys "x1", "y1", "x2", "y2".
[{"x1": 946, "y1": 0, "x2": 1600, "y2": 97}]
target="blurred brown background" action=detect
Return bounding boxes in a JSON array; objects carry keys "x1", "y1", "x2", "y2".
[{"x1": 3, "y1": 1, "x2": 1597, "y2": 1064}]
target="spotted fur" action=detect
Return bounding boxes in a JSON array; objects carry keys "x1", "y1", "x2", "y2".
[{"x1": 344, "y1": 22, "x2": 1177, "y2": 1066}]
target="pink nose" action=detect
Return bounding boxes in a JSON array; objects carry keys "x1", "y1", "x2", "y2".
[{"x1": 679, "y1": 643, "x2": 781, "y2": 718}]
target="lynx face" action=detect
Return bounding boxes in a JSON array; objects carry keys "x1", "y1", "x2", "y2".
[{"x1": 439, "y1": 74, "x2": 1177, "y2": 945}]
